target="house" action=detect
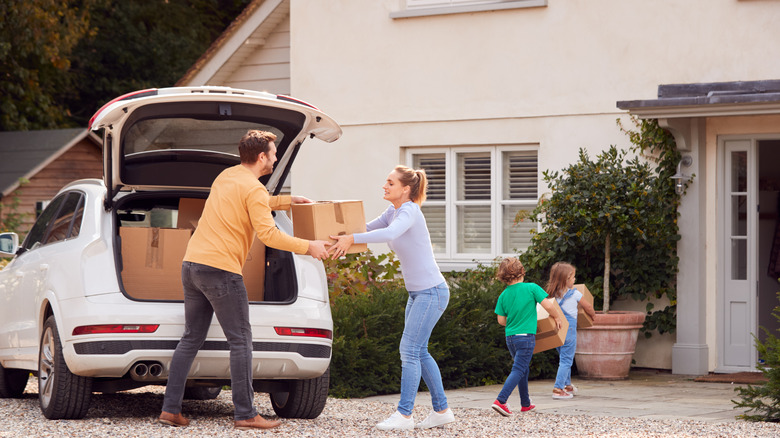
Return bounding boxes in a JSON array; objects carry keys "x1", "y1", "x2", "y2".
[
  {"x1": 0, "y1": 129, "x2": 103, "y2": 234},
  {"x1": 177, "y1": 0, "x2": 780, "y2": 375}
]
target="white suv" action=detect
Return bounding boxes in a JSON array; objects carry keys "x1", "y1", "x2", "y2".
[{"x1": 0, "y1": 86, "x2": 341, "y2": 420}]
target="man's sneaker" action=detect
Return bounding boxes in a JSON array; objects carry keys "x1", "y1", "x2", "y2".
[
  {"x1": 564, "y1": 384, "x2": 579, "y2": 395},
  {"x1": 552, "y1": 388, "x2": 574, "y2": 400},
  {"x1": 376, "y1": 411, "x2": 414, "y2": 430},
  {"x1": 415, "y1": 409, "x2": 455, "y2": 429},
  {"x1": 520, "y1": 404, "x2": 536, "y2": 412},
  {"x1": 491, "y1": 400, "x2": 512, "y2": 416}
]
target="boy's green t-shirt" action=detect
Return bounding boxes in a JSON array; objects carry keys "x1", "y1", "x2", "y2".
[{"x1": 495, "y1": 282, "x2": 548, "y2": 336}]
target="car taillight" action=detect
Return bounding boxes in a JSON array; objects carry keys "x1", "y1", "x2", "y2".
[
  {"x1": 87, "y1": 88, "x2": 158, "y2": 129},
  {"x1": 274, "y1": 327, "x2": 332, "y2": 339},
  {"x1": 72, "y1": 324, "x2": 159, "y2": 335}
]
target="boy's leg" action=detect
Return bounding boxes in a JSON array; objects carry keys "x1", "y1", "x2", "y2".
[
  {"x1": 496, "y1": 336, "x2": 522, "y2": 403},
  {"x1": 514, "y1": 336, "x2": 535, "y2": 407}
]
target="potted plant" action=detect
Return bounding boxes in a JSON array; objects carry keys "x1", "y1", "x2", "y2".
[{"x1": 519, "y1": 120, "x2": 684, "y2": 379}]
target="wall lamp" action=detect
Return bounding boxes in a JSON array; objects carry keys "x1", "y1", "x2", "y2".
[{"x1": 670, "y1": 155, "x2": 693, "y2": 195}]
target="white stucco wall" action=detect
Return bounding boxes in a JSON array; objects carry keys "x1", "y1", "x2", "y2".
[{"x1": 282, "y1": 0, "x2": 780, "y2": 371}]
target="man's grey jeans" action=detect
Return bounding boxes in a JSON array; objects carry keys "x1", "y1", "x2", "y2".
[{"x1": 162, "y1": 261, "x2": 259, "y2": 421}]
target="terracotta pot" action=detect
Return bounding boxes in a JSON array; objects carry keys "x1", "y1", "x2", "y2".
[{"x1": 574, "y1": 310, "x2": 646, "y2": 380}]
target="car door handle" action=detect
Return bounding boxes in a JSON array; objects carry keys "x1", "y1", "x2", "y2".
[{"x1": 39, "y1": 264, "x2": 49, "y2": 272}]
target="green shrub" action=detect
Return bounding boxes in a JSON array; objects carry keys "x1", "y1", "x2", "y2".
[
  {"x1": 328, "y1": 256, "x2": 558, "y2": 398},
  {"x1": 733, "y1": 291, "x2": 780, "y2": 422}
]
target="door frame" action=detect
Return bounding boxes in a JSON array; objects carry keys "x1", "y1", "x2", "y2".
[{"x1": 717, "y1": 135, "x2": 766, "y2": 372}]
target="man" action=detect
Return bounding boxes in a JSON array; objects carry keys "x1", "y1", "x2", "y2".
[{"x1": 158, "y1": 130, "x2": 330, "y2": 430}]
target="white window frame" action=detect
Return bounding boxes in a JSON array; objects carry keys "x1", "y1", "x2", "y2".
[
  {"x1": 391, "y1": 0, "x2": 547, "y2": 19},
  {"x1": 406, "y1": 145, "x2": 538, "y2": 270}
]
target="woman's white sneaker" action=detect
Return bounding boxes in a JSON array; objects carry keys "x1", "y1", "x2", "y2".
[
  {"x1": 415, "y1": 409, "x2": 455, "y2": 429},
  {"x1": 376, "y1": 411, "x2": 414, "y2": 430}
]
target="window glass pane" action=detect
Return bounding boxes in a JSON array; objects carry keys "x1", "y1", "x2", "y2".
[
  {"x1": 503, "y1": 151, "x2": 537, "y2": 200},
  {"x1": 457, "y1": 205, "x2": 491, "y2": 253},
  {"x1": 731, "y1": 238, "x2": 747, "y2": 280},
  {"x1": 23, "y1": 195, "x2": 65, "y2": 250},
  {"x1": 458, "y1": 153, "x2": 491, "y2": 201},
  {"x1": 502, "y1": 205, "x2": 534, "y2": 253},
  {"x1": 45, "y1": 192, "x2": 84, "y2": 244},
  {"x1": 731, "y1": 195, "x2": 747, "y2": 237},
  {"x1": 421, "y1": 205, "x2": 446, "y2": 253},
  {"x1": 730, "y1": 151, "x2": 747, "y2": 192},
  {"x1": 414, "y1": 154, "x2": 446, "y2": 201}
]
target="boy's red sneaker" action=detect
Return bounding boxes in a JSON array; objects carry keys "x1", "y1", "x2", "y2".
[
  {"x1": 491, "y1": 400, "x2": 513, "y2": 416},
  {"x1": 520, "y1": 404, "x2": 535, "y2": 412}
]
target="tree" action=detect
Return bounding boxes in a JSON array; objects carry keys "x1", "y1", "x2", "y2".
[
  {"x1": 0, "y1": 0, "x2": 96, "y2": 130},
  {"x1": 519, "y1": 118, "x2": 685, "y2": 335},
  {"x1": 60, "y1": 0, "x2": 251, "y2": 126}
]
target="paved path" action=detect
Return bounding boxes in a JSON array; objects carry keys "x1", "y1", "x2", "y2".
[{"x1": 364, "y1": 369, "x2": 749, "y2": 423}]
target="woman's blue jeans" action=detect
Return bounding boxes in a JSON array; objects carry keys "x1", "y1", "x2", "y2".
[
  {"x1": 162, "y1": 262, "x2": 258, "y2": 421},
  {"x1": 554, "y1": 313, "x2": 578, "y2": 389},
  {"x1": 497, "y1": 334, "x2": 535, "y2": 407},
  {"x1": 397, "y1": 282, "x2": 450, "y2": 416}
]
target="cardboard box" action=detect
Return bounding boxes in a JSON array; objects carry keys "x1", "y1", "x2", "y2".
[
  {"x1": 534, "y1": 299, "x2": 570, "y2": 354},
  {"x1": 121, "y1": 227, "x2": 191, "y2": 300},
  {"x1": 291, "y1": 201, "x2": 367, "y2": 253},
  {"x1": 177, "y1": 198, "x2": 206, "y2": 230},
  {"x1": 574, "y1": 283, "x2": 595, "y2": 329},
  {"x1": 243, "y1": 236, "x2": 265, "y2": 302}
]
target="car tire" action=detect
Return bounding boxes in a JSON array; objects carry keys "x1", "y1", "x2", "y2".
[
  {"x1": 0, "y1": 364, "x2": 29, "y2": 398},
  {"x1": 270, "y1": 366, "x2": 329, "y2": 419},
  {"x1": 38, "y1": 316, "x2": 93, "y2": 419},
  {"x1": 183, "y1": 385, "x2": 222, "y2": 400}
]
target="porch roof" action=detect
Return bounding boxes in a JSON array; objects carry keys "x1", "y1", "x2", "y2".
[{"x1": 617, "y1": 79, "x2": 780, "y2": 118}]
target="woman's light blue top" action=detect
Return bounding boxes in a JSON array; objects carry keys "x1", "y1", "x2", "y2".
[{"x1": 352, "y1": 201, "x2": 445, "y2": 291}]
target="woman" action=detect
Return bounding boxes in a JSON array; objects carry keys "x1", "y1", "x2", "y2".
[{"x1": 329, "y1": 165, "x2": 454, "y2": 431}]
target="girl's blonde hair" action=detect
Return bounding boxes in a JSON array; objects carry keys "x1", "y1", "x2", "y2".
[
  {"x1": 496, "y1": 257, "x2": 526, "y2": 284},
  {"x1": 546, "y1": 262, "x2": 575, "y2": 299},
  {"x1": 393, "y1": 165, "x2": 427, "y2": 205}
]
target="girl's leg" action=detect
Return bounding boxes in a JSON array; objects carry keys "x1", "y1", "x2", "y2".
[
  {"x1": 554, "y1": 316, "x2": 578, "y2": 390},
  {"x1": 397, "y1": 283, "x2": 448, "y2": 416}
]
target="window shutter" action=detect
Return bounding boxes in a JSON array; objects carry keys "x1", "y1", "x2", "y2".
[
  {"x1": 415, "y1": 155, "x2": 446, "y2": 201},
  {"x1": 459, "y1": 153, "x2": 491, "y2": 200},
  {"x1": 504, "y1": 151, "x2": 537, "y2": 200}
]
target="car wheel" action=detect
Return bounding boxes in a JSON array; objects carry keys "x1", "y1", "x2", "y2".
[
  {"x1": 183, "y1": 385, "x2": 222, "y2": 400},
  {"x1": 38, "y1": 316, "x2": 93, "y2": 419},
  {"x1": 0, "y1": 363, "x2": 29, "y2": 398},
  {"x1": 270, "y1": 366, "x2": 329, "y2": 419}
]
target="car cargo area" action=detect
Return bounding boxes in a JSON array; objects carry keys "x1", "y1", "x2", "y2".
[{"x1": 116, "y1": 195, "x2": 296, "y2": 303}]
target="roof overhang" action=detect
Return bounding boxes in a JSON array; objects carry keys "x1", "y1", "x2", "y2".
[{"x1": 617, "y1": 80, "x2": 780, "y2": 119}]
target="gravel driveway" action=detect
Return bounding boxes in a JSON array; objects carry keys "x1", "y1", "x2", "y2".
[{"x1": 1, "y1": 378, "x2": 779, "y2": 437}]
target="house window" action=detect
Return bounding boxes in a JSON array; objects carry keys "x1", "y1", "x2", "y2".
[{"x1": 408, "y1": 146, "x2": 538, "y2": 267}]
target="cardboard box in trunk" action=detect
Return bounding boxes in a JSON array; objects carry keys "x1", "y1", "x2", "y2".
[
  {"x1": 573, "y1": 283, "x2": 595, "y2": 328},
  {"x1": 120, "y1": 227, "x2": 191, "y2": 301},
  {"x1": 291, "y1": 201, "x2": 367, "y2": 253},
  {"x1": 534, "y1": 299, "x2": 569, "y2": 354}
]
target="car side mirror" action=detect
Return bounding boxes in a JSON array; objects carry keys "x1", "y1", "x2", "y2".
[{"x1": 0, "y1": 232, "x2": 19, "y2": 257}]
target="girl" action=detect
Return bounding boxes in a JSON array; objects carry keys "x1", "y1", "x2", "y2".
[
  {"x1": 329, "y1": 165, "x2": 454, "y2": 430},
  {"x1": 546, "y1": 262, "x2": 596, "y2": 399}
]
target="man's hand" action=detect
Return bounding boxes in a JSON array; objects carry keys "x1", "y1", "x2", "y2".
[
  {"x1": 291, "y1": 196, "x2": 314, "y2": 204},
  {"x1": 306, "y1": 240, "x2": 331, "y2": 260}
]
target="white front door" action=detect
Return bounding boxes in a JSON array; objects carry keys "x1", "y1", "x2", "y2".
[{"x1": 720, "y1": 139, "x2": 757, "y2": 371}]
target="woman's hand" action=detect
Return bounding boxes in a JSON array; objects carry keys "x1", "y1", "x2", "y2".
[{"x1": 328, "y1": 234, "x2": 354, "y2": 258}]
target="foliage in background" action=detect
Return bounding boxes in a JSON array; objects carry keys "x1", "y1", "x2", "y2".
[
  {"x1": 519, "y1": 118, "x2": 685, "y2": 336},
  {"x1": 733, "y1": 292, "x2": 780, "y2": 422},
  {"x1": 328, "y1": 255, "x2": 558, "y2": 399},
  {"x1": 0, "y1": 0, "x2": 251, "y2": 131},
  {"x1": 0, "y1": 178, "x2": 29, "y2": 234},
  {"x1": 323, "y1": 250, "x2": 402, "y2": 299},
  {"x1": 0, "y1": 0, "x2": 96, "y2": 130}
]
